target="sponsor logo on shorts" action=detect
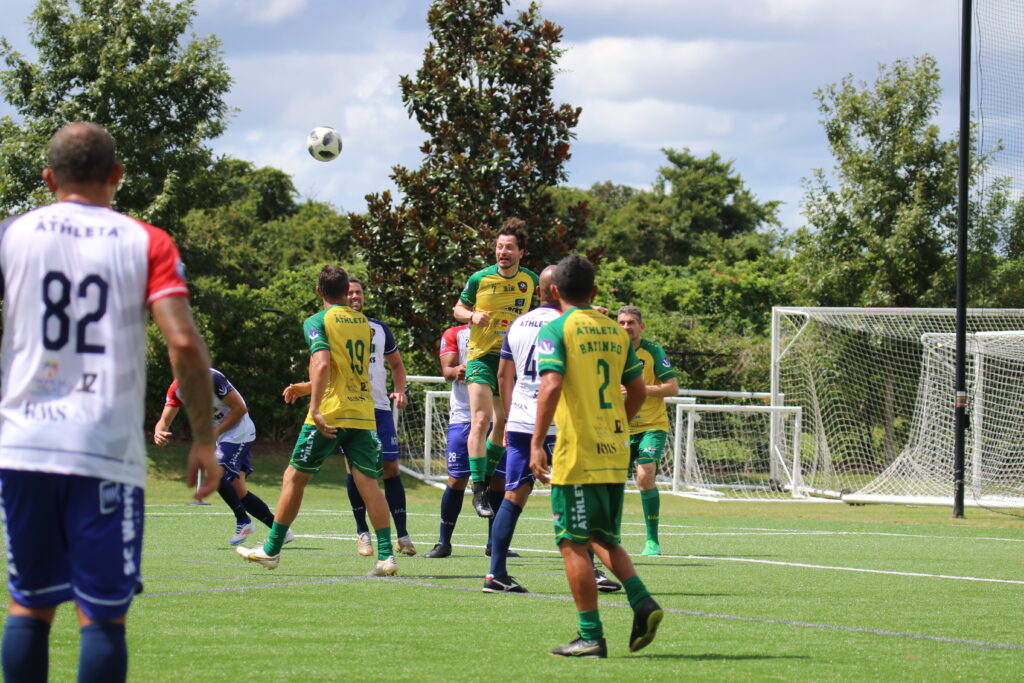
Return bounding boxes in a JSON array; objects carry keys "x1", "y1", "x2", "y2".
[
  {"x1": 99, "y1": 481, "x2": 120, "y2": 515},
  {"x1": 573, "y1": 486, "x2": 587, "y2": 530},
  {"x1": 122, "y1": 485, "x2": 137, "y2": 576}
]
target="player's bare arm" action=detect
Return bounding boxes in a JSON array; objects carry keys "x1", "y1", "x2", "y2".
[
  {"x1": 440, "y1": 350, "x2": 466, "y2": 383},
  {"x1": 646, "y1": 376, "x2": 679, "y2": 399},
  {"x1": 385, "y1": 350, "x2": 408, "y2": 409},
  {"x1": 215, "y1": 390, "x2": 249, "y2": 439},
  {"x1": 623, "y1": 374, "x2": 647, "y2": 422},
  {"x1": 454, "y1": 300, "x2": 490, "y2": 327},
  {"x1": 153, "y1": 405, "x2": 179, "y2": 446},
  {"x1": 308, "y1": 349, "x2": 335, "y2": 437},
  {"x1": 497, "y1": 357, "x2": 516, "y2": 420},
  {"x1": 151, "y1": 295, "x2": 218, "y2": 498},
  {"x1": 530, "y1": 370, "x2": 563, "y2": 484},
  {"x1": 282, "y1": 381, "x2": 312, "y2": 403}
]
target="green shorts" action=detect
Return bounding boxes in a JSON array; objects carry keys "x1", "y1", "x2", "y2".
[
  {"x1": 550, "y1": 483, "x2": 625, "y2": 547},
  {"x1": 466, "y1": 353, "x2": 500, "y2": 394},
  {"x1": 630, "y1": 430, "x2": 668, "y2": 465},
  {"x1": 290, "y1": 424, "x2": 382, "y2": 478}
]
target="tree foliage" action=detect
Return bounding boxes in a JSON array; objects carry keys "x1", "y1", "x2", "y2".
[
  {"x1": 350, "y1": 0, "x2": 586, "y2": 355},
  {"x1": 0, "y1": 0, "x2": 231, "y2": 227}
]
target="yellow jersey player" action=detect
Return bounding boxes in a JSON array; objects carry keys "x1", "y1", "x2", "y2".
[
  {"x1": 616, "y1": 305, "x2": 679, "y2": 556},
  {"x1": 453, "y1": 218, "x2": 538, "y2": 518},
  {"x1": 531, "y1": 254, "x2": 663, "y2": 658}
]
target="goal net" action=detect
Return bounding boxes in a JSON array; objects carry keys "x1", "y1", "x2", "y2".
[{"x1": 772, "y1": 307, "x2": 1024, "y2": 508}]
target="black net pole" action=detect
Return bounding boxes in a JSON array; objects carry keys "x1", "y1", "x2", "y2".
[{"x1": 953, "y1": 0, "x2": 972, "y2": 519}]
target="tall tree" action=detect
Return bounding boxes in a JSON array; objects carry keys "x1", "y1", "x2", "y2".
[
  {"x1": 350, "y1": 0, "x2": 586, "y2": 354},
  {"x1": 0, "y1": 0, "x2": 231, "y2": 227}
]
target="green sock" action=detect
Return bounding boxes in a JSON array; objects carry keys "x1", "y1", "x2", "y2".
[
  {"x1": 640, "y1": 488, "x2": 660, "y2": 543},
  {"x1": 264, "y1": 522, "x2": 289, "y2": 556},
  {"x1": 578, "y1": 609, "x2": 603, "y2": 641},
  {"x1": 623, "y1": 575, "x2": 651, "y2": 610},
  {"x1": 484, "y1": 439, "x2": 506, "y2": 478},
  {"x1": 468, "y1": 456, "x2": 487, "y2": 484},
  {"x1": 375, "y1": 527, "x2": 393, "y2": 560}
]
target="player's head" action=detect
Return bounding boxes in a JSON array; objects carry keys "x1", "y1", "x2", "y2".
[
  {"x1": 538, "y1": 265, "x2": 559, "y2": 306},
  {"x1": 43, "y1": 122, "x2": 123, "y2": 201},
  {"x1": 317, "y1": 265, "x2": 350, "y2": 304},
  {"x1": 616, "y1": 305, "x2": 645, "y2": 344},
  {"x1": 347, "y1": 277, "x2": 364, "y2": 312},
  {"x1": 495, "y1": 218, "x2": 527, "y2": 271},
  {"x1": 554, "y1": 254, "x2": 596, "y2": 307}
]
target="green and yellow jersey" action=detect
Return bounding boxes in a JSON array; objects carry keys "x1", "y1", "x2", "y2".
[
  {"x1": 302, "y1": 304, "x2": 376, "y2": 430},
  {"x1": 459, "y1": 264, "x2": 539, "y2": 360},
  {"x1": 629, "y1": 338, "x2": 677, "y2": 434},
  {"x1": 537, "y1": 307, "x2": 643, "y2": 485}
]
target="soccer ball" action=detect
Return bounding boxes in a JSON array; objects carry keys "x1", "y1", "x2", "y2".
[{"x1": 307, "y1": 126, "x2": 342, "y2": 162}]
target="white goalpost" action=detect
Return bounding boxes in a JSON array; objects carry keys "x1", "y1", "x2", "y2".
[{"x1": 772, "y1": 307, "x2": 1024, "y2": 508}]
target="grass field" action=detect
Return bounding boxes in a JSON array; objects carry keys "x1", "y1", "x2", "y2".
[{"x1": 10, "y1": 444, "x2": 1024, "y2": 681}]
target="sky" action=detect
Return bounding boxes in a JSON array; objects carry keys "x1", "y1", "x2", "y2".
[{"x1": 1, "y1": 0, "x2": 972, "y2": 231}]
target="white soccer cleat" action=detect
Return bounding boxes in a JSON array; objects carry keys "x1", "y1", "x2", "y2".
[
  {"x1": 357, "y1": 532, "x2": 373, "y2": 557},
  {"x1": 283, "y1": 529, "x2": 297, "y2": 545},
  {"x1": 236, "y1": 545, "x2": 280, "y2": 570},
  {"x1": 229, "y1": 521, "x2": 255, "y2": 546},
  {"x1": 367, "y1": 555, "x2": 398, "y2": 577},
  {"x1": 396, "y1": 535, "x2": 416, "y2": 556}
]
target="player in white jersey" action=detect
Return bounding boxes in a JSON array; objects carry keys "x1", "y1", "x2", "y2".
[
  {"x1": 283, "y1": 277, "x2": 415, "y2": 556},
  {"x1": 486, "y1": 266, "x2": 623, "y2": 594},
  {"x1": 154, "y1": 367, "x2": 289, "y2": 546},
  {"x1": 0, "y1": 122, "x2": 217, "y2": 682}
]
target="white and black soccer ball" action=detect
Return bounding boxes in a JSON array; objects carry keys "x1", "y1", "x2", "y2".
[{"x1": 307, "y1": 126, "x2": 342, "y2": 162}]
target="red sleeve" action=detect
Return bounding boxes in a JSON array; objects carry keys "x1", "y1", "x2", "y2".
[
  {"x1": 164, "y1": 379, "x2": 183, "y2": 407},
  {"x1": 440, "y1": 327, "x2": 459, "y2": 357},
  {"x1": 137, "y1": 219, "x2": 189, "y2": 306}
]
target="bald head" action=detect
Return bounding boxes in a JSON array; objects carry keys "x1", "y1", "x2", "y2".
[
  {"x1": 538, "y1": 264, "x2": 559, "y2": 306},
  {"x1": 48, "y1": 122, "x2": 117, "y2": 186}
]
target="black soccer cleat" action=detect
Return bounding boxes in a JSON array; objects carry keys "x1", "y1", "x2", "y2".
[
  {"x1": 594, "y1": 569, "x2": 622, "y2": 593},
  {"x1": 628, "y1": 596, "x2": 664, "y2": 653},
  {"x1": 424, "y1": 542, "x2": 452, "y2": 558},
  {"x1": 548, "y1": 634, "x2": 607, "y2": 658},
  {"x1": 482, "y1": 574, "x2": 528, "y2": 593},
  {"x1": 471, "y1": 481, "x2": 494, "y2": 518},
  {"x1": 484, "y1": 546, "x2": 520, "y2": 558}
]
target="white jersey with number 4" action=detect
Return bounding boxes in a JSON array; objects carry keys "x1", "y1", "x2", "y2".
[
  {"x1": 501, "y1": 304, "x2": 561, "y2": 435},
  {"x1": 0, "y1": 202, "x2": 189, "y2": 488}
]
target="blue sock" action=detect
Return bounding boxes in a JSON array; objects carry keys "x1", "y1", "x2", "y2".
[
  {"x1": 2, "y1": 615, "x2": 49, "y2": 683},
  {"x1": 438, "y1": 485, "x2": 465, "y2": 545},
  {"x1": 78, "y1": 622, "x2": 127, "y2": 683},
  {"x1": 383, "y1": 475, "x2": 408, "y2": 538},
  {"x1": 346, "y1": 474, "x2": 369, "y2": 535},
  {"x1": 217, "y1": 479, "x2": 250, "y2": 525},
  {"x1": 488, "y1": 499, "x2": 522, "y2": 578},
  {"x1": 241, "y1": 492, "x2": 275, "y2": 528},
  {"x1": 485, "y1": 489, "x2": 503, "y2": 548}
]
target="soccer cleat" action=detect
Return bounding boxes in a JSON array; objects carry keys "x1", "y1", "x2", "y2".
[
  {"x1": 356, "y1": 532, "x2": 373, "y2": 557},
  {"x1": 229, "y1": 521, "x2": 255, "y2": 546},
  {"x1": 396, "y1": 535, "x2": 417, "y2": 556},
  {"x1": 236, "y1": 545, "x2": 279, "y2": 570},
  {"x1": 628, "y1": 596, "x2": 664, "y2": 653},
  {"x1": 484, "y1": 545, "x2": 520, "y2": 558},
  {"x1": 424, "y1": 542, "x2": 452, "y2": 558},
  {"x1": 367, "y1": 555, "x2": 398, "y2": 577},
  {"x1": 482, "y1": 574, "x2": 528, "y2": 593},
  {"x1": 471, "y1": 481, "x2": 494, "y2": 518},
  {"x1": 283, "y1": 528, "x2": 297, "y2": 545},
  {"x1": 548, "y1": 634, "x2": 607, "y2": 658},
  {"x1": 640, "y1": 540, "x2": 661, "y2": 556},
  {"x1": 594, "y1": 569, "x2": 622, "y2": 593}
]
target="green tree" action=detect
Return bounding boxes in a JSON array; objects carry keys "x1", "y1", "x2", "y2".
[
  {"x1": 350, "y1": 0, "x2": 586, "y2": 354},
  {"x1": 0, "y1": 0, "x2": 231, "y2": 227}
]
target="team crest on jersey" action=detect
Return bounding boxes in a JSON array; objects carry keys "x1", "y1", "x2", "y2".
[{"x1": 518, "y1": 281, "x2": 528, "y2": 292}]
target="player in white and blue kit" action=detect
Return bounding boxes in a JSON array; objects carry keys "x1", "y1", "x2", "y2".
[
  {"x1": 485, "y1": 266, "x2": 623, "y2": 594},
  {"x1": 154, "y1": 368, "x2": 288, "y2": 546},
  {"x1": 0, "y1": 123, "x2": 218, "y2": 682}
]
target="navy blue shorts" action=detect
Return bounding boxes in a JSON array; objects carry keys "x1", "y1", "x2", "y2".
[
  {"x1": 0, "y1": 470, "x2": 144, "y2": 621},
  {"x1": 217, "y1": 440, "x2": 254, "y2": 482},
  {"x1": 376, "y1": 409, "x2": 400, "y2": 462},
  {"x1": 505, "y1": 431, "x2": 554, "y2": 491},
  {"x1": 445, "y1": 422, "x2": 471, "y2": 478}
]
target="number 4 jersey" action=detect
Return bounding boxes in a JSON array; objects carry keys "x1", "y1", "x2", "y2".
[
  {"x1": 500, "y1": 304, "x2": 561, "y2": 436},
  {"x1": 0, "y1": 202, "x2": 189, "y2": 488}
]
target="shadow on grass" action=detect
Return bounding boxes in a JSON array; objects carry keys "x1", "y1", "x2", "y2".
[{"x1": 640, "y1": 653, "x2": 810, "y2": 662}]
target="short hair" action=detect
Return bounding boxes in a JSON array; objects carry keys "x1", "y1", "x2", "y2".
[
  {"x1": 497, "y1": 217, "x2": 528, "y2": 251},
  {"x1": 555, "y1": 254, "x2": 594, "y2": 303},
  {"x1": 318, "y1": 265, "x2": 350, "y2": 301},
  {"x1": 48, "y1": 122, "x2": 117, "y2": 186},
  {"x1": 348, "y1": 276, "x2": 363, "y2": 288},
  {"x1": 616, "y1": 305, "x2": 643, "y2": 325}
]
